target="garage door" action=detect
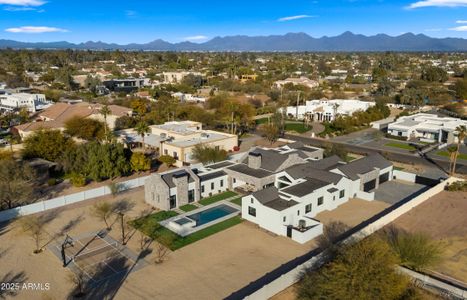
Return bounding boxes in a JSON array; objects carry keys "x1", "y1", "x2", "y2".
[
  {"x1": 363, "y1": 179, "x2": 376, "y2": 192},
  {"x1": 379, "y1": 172, "x2": 389, "y2": 184}
]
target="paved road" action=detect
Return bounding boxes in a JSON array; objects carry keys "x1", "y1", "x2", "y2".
[{"x1": 284, "y1": 134, "x2": 467, "y2": 175}]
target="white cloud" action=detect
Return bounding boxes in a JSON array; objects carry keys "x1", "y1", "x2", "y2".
[
  {"x1": 456, "y1": 20, "x2": 467, "y2": 23},
  {"x1": 407, "y1": 0, "x2": 467, "y2": 9},
  {"x1": 3, "y1": 6, "x2": 35, "y2": 10},
  {"x1": 183, "y1": 35, "x2": 208, "y2": 41},
  {"x1": 0, "y1": 0, "x2": 45, "y2": 6},
  {"x1": 449, "y1": 25, "x2": 467, "y2": 31},
  {"x1": 278, "y1": 15, "x2": 314, "y2": 22},
  {"x1": 5, "y1": 26, "x2": 68, "y2": 33}
]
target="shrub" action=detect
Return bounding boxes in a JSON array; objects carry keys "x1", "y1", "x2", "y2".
[
  {"x1": 69, "y1": 173, "x2": 86, "y2": 187},
  {"x1": 47, "y1": 178, "x2": 57, "y2": 186},
  {"x1": 131, "y1": 152, "x2": 151, "y2": 172},
  {"x1": 445, "y1": 181, "x2": 467, "y2": 192}
]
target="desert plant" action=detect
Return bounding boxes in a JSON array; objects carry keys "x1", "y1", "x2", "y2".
[
  {"x1": 69, "y1": 172, "x2": 86, "y2": 187},
  {"x1": 90, "y1": 201, "x2": 114, "y2": 230}
]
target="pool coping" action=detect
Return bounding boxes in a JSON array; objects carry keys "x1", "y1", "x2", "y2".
[{"x1": 159, "y1": 201, "x2": 241, "y2": 237}]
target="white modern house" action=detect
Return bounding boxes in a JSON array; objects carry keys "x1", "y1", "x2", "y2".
[
  {"x1": 241, "y1": 153, "x2": 393, "y2": 244},
  {"x1": 172, "y1": 92, "x2": 206, "y2": 103},
  {"x1": 162, "y1": 71, "x2": 203, "y2": 84},
  {"x1": 0, "y1": 92, "x2": 50, "y2": 113},
  {"x1": 283, "y1": 99, "x2": 375, "y2": 122},
  {"x1": 388, "y1": 113, "x2": 467, "y2": 144}
]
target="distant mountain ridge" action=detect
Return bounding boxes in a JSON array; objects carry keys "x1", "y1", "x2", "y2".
[{"x1": 1, "y1": 32, "x2": 467, "y2": 51}]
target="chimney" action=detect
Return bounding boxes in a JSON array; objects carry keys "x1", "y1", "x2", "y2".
[{"x1": 248, "y1": 152, "x2": 262, "y2": 169}]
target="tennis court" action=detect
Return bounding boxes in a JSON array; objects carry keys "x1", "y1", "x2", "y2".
[{"x1": 50, "y1": 231, "x2": 148, "y2": 287}]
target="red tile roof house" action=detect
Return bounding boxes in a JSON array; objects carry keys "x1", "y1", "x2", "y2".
[{"x1": 14, "y1": 102, "x2": 132, "y2": 139}]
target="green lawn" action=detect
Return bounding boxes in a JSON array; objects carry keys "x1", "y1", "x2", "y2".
[
  {"x1": 131, "y1": 211, "x2": 242, "y2": 250},
  {"x1": 179, "y1": 204, "x2": 198, "y2": 212},
  {"x1": 284, "y1": 122, "x2": 312, "y2": 133},
  {"x1": 230, "y1": 197, "x2": 243, "y2": 207},
  {"x1": 384, "y1": 142, "x2": 417, "y2": 151},
  {"x1": 436, "y1": 151, "x2": 467, "y2": 161},
  {"x1": 199, "y1": 191, "x2": 238, "y2": 206},
  {"x1": 394, "y1": 166, "x2": 405, "y2": 171},
  {"x1": 255, "y1": 118, "x2": 269, "y2": 125},
  {"x1": 345, "y1": 155, "x2": 358, "y2": 162}
]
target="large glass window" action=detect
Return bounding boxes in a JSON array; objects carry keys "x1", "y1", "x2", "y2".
[
  {"x1": 248, "y1": 206, "x2": 256, "y2": 217},
  {"x1": 318, "y1": 197, "x2": 324, "y2": 206},
  {"x1": 305, "y1": 204, "x2": 312, "y2": 213},
  {"x1": 339, "y1": 190, "x2": 345, "y2": 199}
]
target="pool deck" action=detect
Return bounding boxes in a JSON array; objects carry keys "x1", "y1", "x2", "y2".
[{"x1": 159, "y1": 201, "x2": 241, "y2": 237}]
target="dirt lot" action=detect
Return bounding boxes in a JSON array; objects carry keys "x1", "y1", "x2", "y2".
[
  {"x1": 0, "y1": 187, "x2": 311, "y2": 300},
  {"x1": 392, "y1": 190, "x2": 467, "y2": 283},
  {"x1": 315, "y1": 198, "x2": 390, "y2": 228}
]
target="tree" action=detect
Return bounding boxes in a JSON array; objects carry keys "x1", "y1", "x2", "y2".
[
  {"x1": 113, "y1": 199, "x2": 134, "y2": 245},
  {"x1": 155, "y1": 236, "x2": 173, "y2": 264},
  {"x1": 91, "y1": 201, "x2": 114, "y2": 230},
  {"x1": 131, "y1": 152, "x2": 151, "y2": 172},
  {"x1": 421, "y1": 66, "x2": 448, "y2": 82},
  {"x1": 297, "y1": 237, "x2": 409, "y2": 300},
  {"x1": 385, "y1": 229, "x2": 443, "y2": 271},
  {"x1": 158, "y1": 155, "x2": 176, "y2": 168},
  {"x1": 324, "y1": 143, "x2": 348, "y2": 161},
  {"x1": 20, "y1": 215, "x2": 49, "y2": 254},
  {"x1": 455, "y1": 78, "x2": 467, "y2": 99},
  {"x1": 135, "y1": 121, "x2": 150, "y2": 149},
  {"x1": 258, "y1": 123, "x2": 279, "y2": 145},
  {"x1": 191, "y1": 145, "x2": 228, "y2": 164},
  {"x1": 64, "y1": 117, "x2": 106, "y2": 141},
  {"x1": 100, "y1": 105, "x2": 112, "y2": 138},
  {"x1": 0, "y1": 158, "x2": 35, "y2": 210},
  {"x1": 115, "y1": 115, "x2": 137, "y2": 130},
  {"x1": 23, "y1": 129, "x2": 75, "y2": 162},
  {"x1": 451, "y1": 125, "x2": 466, "y2": 176}
]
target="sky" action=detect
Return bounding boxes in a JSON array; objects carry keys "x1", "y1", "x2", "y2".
[{"x1": 0, "y1": 0, "x2": 467, "y2": 44}]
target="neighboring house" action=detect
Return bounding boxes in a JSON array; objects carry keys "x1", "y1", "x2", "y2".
[
  {"x1": 162, "y1": 71, "x2": 202, "y2": 84},
  {"x1": 242, "y1": 153, "x2": 393, "y2": 244},
  {"x1": 387, "y1": 113, "x2": 467, "y2": 143},
  {"x1": 103, "y1": 78, "x2": 148, "y2": 93},
  {"x1": 0, "y1": 92, "x2": 50, "y2": 113},
  {"x1": 120, "y1": 121, "x2": 237, "y2": 166},
  {"x1": 14, "y1": 102, "x2": 132, "y2": 138},
  {"x1": 172, "y1": 92, "x2": 206, "y2": 103},
  {"x1": 273, "y1": 77, "x2": 319, "y2": 89},
  {"x1": 282, "y1": 99, "x2": 375, "y2": 122}
]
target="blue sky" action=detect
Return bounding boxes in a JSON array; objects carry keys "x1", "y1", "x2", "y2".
[{"x1": 0, "y1": 0, "x2": 466, "y2": 43}]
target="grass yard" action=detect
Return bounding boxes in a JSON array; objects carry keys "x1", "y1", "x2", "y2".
[
  {"x1": 179, "y1": 204, "x2": 198, "y2": 212},
  {"x1": 385, "y1": 142, "x2": 417, "y2": 151},
  {"x1": 131, "y1": 210, "x2": 242, "y2": 250},
  {"x1": 436, "y1": 151, "x2": 467, "y2": 161},
  {"x1": 230, "y1": 197, "x2": 243, "y2": 207},
  {"x1": 284, "y1": 122, "x2": 312, "y2": 134},
  {"x1": 199, "y1": 191, "x2": 238, "y2": 206}
]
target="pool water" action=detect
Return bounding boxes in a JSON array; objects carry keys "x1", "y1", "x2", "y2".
[{"x1": 187, "y1": 204, "x2": 238, "y2": 227}]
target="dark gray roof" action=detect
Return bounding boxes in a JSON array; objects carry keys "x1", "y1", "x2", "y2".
[
  {"x1": 285, "y1": 161, "x2": 343, "y2": 184},
  {"x1": 199, "y1": 171, "x2": 227, "y2": 182},
  {"x1": 161, "y1": 170, "x2": 195, "y2": 188},
  {"x1": 206, "y1": 161, "x2": 235, "y2": 170},
  {"x1": 251, "y1": 187, "x2": 299, "y2": 211},
  {"x1": 281, "y1": 178, "x2": 330, "y2": 197},
  {"x1": 308, "y1": 155, "x2": 343, "y2": 170},
  {"x1": 327, "y1": 187, "x2": 339, "y2": 193},
  {"x1": 337, "y1": 153, "x2": 392, "y2": 180},
  {"x1": 264, "y1": 198, "x2": 299, "y2": 211},
  {"x1": 243, "y1": 148, "x2": 289, "y2": 172},
  {"x1": 287, "y1": 141, "x2": 305, "y2": 149},
  {"x1": 227, "y1": 163, "x2": 273, "y2": 178}
]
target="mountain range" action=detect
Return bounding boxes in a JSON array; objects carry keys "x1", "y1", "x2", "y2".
[{"x1": 1, "y1": 32, "x2": 467, "y2": 51}]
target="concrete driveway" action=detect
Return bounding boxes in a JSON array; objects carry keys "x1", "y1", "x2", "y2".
[{"x1": 374, "y1": 180, "x2": 429, "y2": 205}]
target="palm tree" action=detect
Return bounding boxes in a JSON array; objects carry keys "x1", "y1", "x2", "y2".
[
  {"x1": 100, "y1": 105, "x2": 111, "y2": 138},
  {"x1": 447, "y1": 145, "x2": 457, "y2": 176},
  {"x1": 135, "y1": 121, "x2": 150, "y2": 149},
  {"x1": 451, "y1": 125, "x2": 466, "y2": 176}
]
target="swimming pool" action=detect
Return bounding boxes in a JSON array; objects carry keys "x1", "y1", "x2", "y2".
[
  {"x1": 162, "y1": 202, "x2": 240, "y2": 237},
  {"x1": 187, "y1": 204, "x2": 238, "y2": 227}
]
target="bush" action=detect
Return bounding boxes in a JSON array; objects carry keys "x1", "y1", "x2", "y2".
[
  {"x1": 131, "y1": 152, "x2": 151, "y2": 172},
  {"x1": 445, "y1": 181, "x2": 467, "y2": 192},
  {"x1": 47, "y1": 178, "x2": 57, "y2": 186},
  {"x1": 69, "y1": 173, "x2": 86, "y2": 187}
]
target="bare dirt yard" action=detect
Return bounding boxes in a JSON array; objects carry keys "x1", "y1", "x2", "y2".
[
  {"x1": 392, "y1": 190, "x2": 467, "y2": 283},
  {"x1": 0, "y1": 187, "x2": 312, "y2": 300},
  {"x1": 315, "y1": 198, "x2": 390, "y2": 228}
]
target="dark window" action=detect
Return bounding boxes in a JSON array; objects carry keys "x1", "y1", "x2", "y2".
[
  {"x1": 211, "y1": 182, "x2": 214, "y2": 190},
  {"x1": 297, "y1": 210, "x2": 300, "y2": 216},
  {"x1": 305, "y1": 204, "x2": 312, "y2": 213},
  {"x1": 201, "y1": 185, "x2": 204, "y2": 193},
  {"x1": 339, "y1": 190, "x2": 345, "y2": 198},
  {"x1": 398, "y1": 131, "x2": 402, "y2": 137},
  {"x1": 173, "y1": 151, "x2": 178, "y2": 159},
  {"x1": 283, "y1": 216, "x2": 286, "y2": 222},
  {"x1": 188, "y1": 190, "x2": 195, "y2": 203},
  {"x1": 169, "y1": 195, "x2": 176, "y2": 209},
  {"x1": 220, "y1": 179, "x2": 224, "y2": 187},
  {"x1": 248, "y1": 206, "x2": 256, "y2": 217},
  {"x1": 233, "y1": 178, "x2": 236, "y2": 183},
  {"x1": 318, "y1": 197, "x2": 324, "y2": 206},
  {"x1": 250, "y1": 198, "x2": 254, "y2": 204}
]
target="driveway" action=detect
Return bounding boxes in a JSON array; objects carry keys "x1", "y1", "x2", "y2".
[{"x1": 374, "y1": 180, "x2": 429, "y2": 205}]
